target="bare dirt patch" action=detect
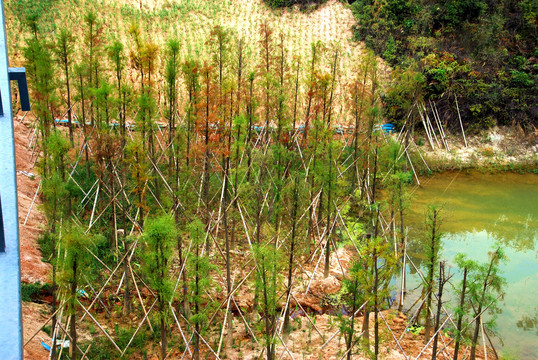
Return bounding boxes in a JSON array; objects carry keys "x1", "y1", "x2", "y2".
[
  {"x1": 415, "y1": 125, "x2": 538, "y2": 169},
  {"x1": 22, "y1": 302, "x2": 49, "y2": 360},
  {"x1": 15, "y1": 116, "x2": 50, "y2": 284}
]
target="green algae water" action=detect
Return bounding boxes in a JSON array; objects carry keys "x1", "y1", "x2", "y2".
[{"x1": 406, "y1": 172, "x2": 538, "y2": 359}]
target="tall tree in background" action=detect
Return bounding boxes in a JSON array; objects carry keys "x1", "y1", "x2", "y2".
[
  {"x1": 165, "y1": 38, "x2": 180, "y2": 175},
  {"x1": 107, "y1": 40, "x2": 126, "y2": 139},
  {"x1": 54, "y1": 28, "x2": 74, "y2": 145}
]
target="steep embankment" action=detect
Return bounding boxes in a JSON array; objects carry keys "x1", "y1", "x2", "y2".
[
  {"x1": 14, "y1": 115, "x2": 50, "y2": 359},
  {"x1": 15, "y1": 117, "x2": 50, "y2": 284}
]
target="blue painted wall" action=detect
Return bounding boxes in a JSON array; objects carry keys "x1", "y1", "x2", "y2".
[{"x1": 0, "y1": 0, "x2": 24, "y2": 357}]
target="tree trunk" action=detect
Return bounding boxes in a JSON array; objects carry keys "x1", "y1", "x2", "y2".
[
  {"x1": 70, "y1": 259, "x2": 78, "y2": 360},
  {"x1": 453, "y1": 267, "x2": 468, "y2": 360},
  {"x1": 470, "y1": 251, "x2": 497, "y2": 360},
  {"x1": 432, "y1": 262, "x2": 446, "y2": 360},
  {"x1": 224, "y1": 158, "x2": 233, "y2": 350},
  {"x1": 160, "y1": 309, "x2": 167, "y2": 360},
  {"x1": 283, "y1": 175, "x2": 299, "y2": 338},
  {"x1": 424, "y1": 208, "x2": 439, "y2": 343},
  {"x1": 374, "y1": 246, "x2": 379, "y2": 359}
]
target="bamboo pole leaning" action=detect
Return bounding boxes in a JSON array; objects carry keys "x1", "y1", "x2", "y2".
[{"x1": 454, "y1": 94, "x2": 468, "y2": 147}]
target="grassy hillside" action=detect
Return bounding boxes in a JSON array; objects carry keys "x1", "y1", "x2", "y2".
[{"x1": 6, "y1": 0, "x2": 363, "y2": 79}]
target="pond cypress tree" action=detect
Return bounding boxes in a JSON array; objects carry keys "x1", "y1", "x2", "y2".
[
  {"x1": 187, "y1": 218, "x2": 216, "y2": 360},
  {"x1": 467, "y1": 248, "x2": 506, "y2": 360},
  {"x1": 422, "y1": 206, "x2": 443, "y2": 343},
  {"x1": 141, "y1": 214, "x2": 177, "y2": 360},
  {"x1": 54, "y1": 28, "x2": 74, "y2": 145},
  {"x1": 57, "y1": 223, "x2": 95, "y2": 360}
]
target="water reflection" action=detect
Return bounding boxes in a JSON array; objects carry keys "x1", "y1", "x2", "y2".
[
  {"x1": 406, "y1": 172, "x2": 538, "y2": 359},
  {"x1": 517, "y1": 308, "x2": 538, "y2": 335}
]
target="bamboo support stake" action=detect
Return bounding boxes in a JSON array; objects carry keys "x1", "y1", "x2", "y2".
[
  {"x1": 405, "y1": 150, "x2": 421, "y2": 186},
  {"x1": 399, "y1": 236, "x2": 407, "y2": 311},
  {"x1": 179, "y1": 334, "x2": 195, "y2": 360},
  {"x1": 415, "y1": 315, "x2": 452, "y2": 359},
  {"x1": 23, "y1": 179, "x2": 41, "y2": 226},
  {"x1": 55, "y1": 318, "x2": 88, "y2": 359},
  {"x1": 88, "y1": 184, "x2": 99, "y2": 230},
  {"x1": 455, "y1": 95, "x2": 468, "y2": 147},
  {"x1": 320, "y1": 301, "x2": 367, "y2": 350},
  {"x1": 289, "y1": 292, "x2": 325, "y2": 339},
  {"x1": 336, "y1": 334, "x2": 365, "y2": 360},
  {"x1": 79, "y1": 343, "x2": 92, "y2": 360},
  {"x1": 55, "y1": 316, "x2": 69, "y2": 360},
  {"x1": 423, "y1": 103, "x2": 441, "y2": 149},
  {"x1": 430, "y1": 100, "x2": 449, "y2": 150},
  {"x1": 484, "y1": 325, "x2": 499, "y2": 360},
  {"x1": 84, "y1": 275, "x2": 112, "y2": 318},
  {"x1": 433, "y1": 102, "x2": 449, "y2": 151},
  {"x1": 378, "y1": 311, "x2": 409, "y2": 360},
  {"x1": 18, "y1": 110, "x2": 29, "y2": 124},
  {"x1": 216, "y1": 294, "x2": 232, "y2": 356},
  {"x1": 231, "y1": 296, "x2": 259, "y2": 343},
  {"x1": 120, "y1": 300, "x2": 158, "y2": 356},
  {"x1": 406, "y1": 254, "x2": 458, "y2": 329},
  {"x1": 275, "y1": 332, "x2": 297, "y2": 360},
  {"x1": 77, "y1": 299, "x2": 123, "y2": 353},
  {"x1": 128, "y1": 261, "x2": 155, "y2": 331},
  {"x1": 481, "y1": 317, "x2": 488, "y2": 360},
  {"x1": 24, "y1": 303, "x2": 66, "y2": 347},
  {"x1": 79, "y1": 240, "x2": 139, "y2": 322},
  {"x1": 411, "y1": 138, "x2": 431, "y2": 172},
  {"x1": 169, "y1": 303, "x2": 193, "y2": 358},
  {"x1": 419, "y1": 106, "x2": 435, "y2": 150},
  {"x1": 178, "y1": 313, "x2": 222, "y2": 360}
]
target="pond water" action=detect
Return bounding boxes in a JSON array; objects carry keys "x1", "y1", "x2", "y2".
[{"x1": 405, "y1": 171, "x2": 538, "y2": 359}]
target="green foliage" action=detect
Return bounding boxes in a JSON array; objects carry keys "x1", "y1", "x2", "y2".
[
  {"x1": 253, "y1": 242, "x2": 283, "y2": 358},
  {"x1": 21, "y1": 282, "x2": 51, "y2": 302},
  {"x1": 454, "y1": 247, "x2": 507, "y2": 356},
  {"x1": 187, "y1": 218, "x2": 217, "y2": 332},
  {"x1": 383, "y1": 66, "x2": 425, "y2": 128},
  {"x1": 351, "y1": 0, "x2": 538, "y2": 130},
  {"x1": 340, "y1": 232, "x2": 397, "y2": 357},
  {"x1": 41, "y1": 131, "x2": 70, "y2": 228},
  {"x1": 11, "y1": 0, "x2": 56, "y2": 34},
  {"x1": 263, "y1": 0, "x2": 327, "y2": 10},
  {"x1": 10, "y1": 5, "x2": 528, "y2": 358},
  {"x1": 37, "y1": 231, "x2": 56, "y2": 263},
  {"x1": 115, "y1": 326, "x2": 149, "y2": 358},
  {"x1": 142, "y1": 214, "x2": 177, "y2": 307},
  {"x1": 57, "y1": 222, "x2": 96, "y2": 318},
  {"x1": 23, "y1": 37, "x2": 58, "y2": 137},
  {"x1": 467, "y1": 248, "x2": 507, "y2": 321}
]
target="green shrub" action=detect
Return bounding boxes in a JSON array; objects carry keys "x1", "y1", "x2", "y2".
[
  {"x1": 37, "y1": 231, "x2": 55, "y2": 263},
  {"x1": 263, "y1": 0, "x2": 327, "y2": 10},
  {"x1": 21, "y1": 282, "x2": 51, "y2": 302}
]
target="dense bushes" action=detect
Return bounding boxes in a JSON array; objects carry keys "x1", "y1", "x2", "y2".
[
  {"x1": 21, "y1": 282, "x2": 52, "y2": 302},
  {"x1": 352, "y1": 0, "x2": 537, "y2": 131},
  {"x1": 264, "y1": 0, "x2": 327, "y2": 10}
]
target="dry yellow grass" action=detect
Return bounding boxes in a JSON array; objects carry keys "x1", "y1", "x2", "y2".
[
  {"x1": 6, "y1": 0, "x2": 388, "y2": 125},
  {"x1": 7, "y1": 0, "x2": 366, "y2": 73}
]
